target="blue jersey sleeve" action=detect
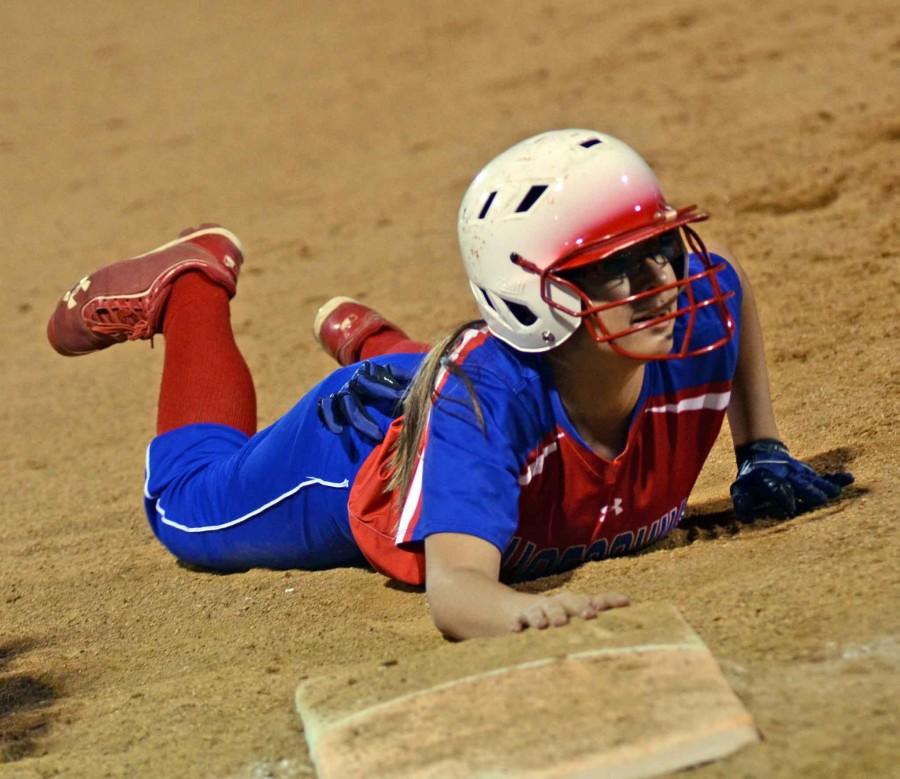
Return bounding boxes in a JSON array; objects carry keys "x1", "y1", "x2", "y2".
[{"x1": 400, "y1": 349, "x2": 536, "y2": 554}]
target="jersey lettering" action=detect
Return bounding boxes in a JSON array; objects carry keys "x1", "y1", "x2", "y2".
[
  {"x1": 609, "y1": 531, "x2": 634, "y2": 557},
  {"x1": 585, "y1": 538, "x2": 609, "y2": 561},
  {"x1": 501, "y1": 498, "x2": 688, "y2": 579},
  {"x1": 558, "y1": 544, "x2": 587, "y2": 572},
  {"x1": 522, "y1": 548, "x2": 560, "y2": 579}
]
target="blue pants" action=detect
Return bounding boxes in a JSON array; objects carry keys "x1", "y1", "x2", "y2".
[{"x1": 142, "y1": 354, "x2": 423, "y2": 571}]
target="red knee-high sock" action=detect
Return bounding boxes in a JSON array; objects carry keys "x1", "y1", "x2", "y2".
[
  {"x1": 358, "y1": 329, "x2": 429, "y2": 360},
  {"x1": 157, "y1": 272, "x2": 257, "y2": 436}
]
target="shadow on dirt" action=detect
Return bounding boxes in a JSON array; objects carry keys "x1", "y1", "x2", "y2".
[
  {"x1": 646, "y1": 446, "x2": 865, "y2": 551},
  {"x1": 0, "y1": 639, "x2": 57, "y2": 764},
  {"x1": 0, "y1": 640, "x2": 34, "y2": 673}
]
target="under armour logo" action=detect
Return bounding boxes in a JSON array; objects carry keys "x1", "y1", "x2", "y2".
[
  {"x1": 62, "y1": 276, "x2": 91, "y2": 309},
  {"x1": 599, "y1": 498, "x2": 624, "y2": 522}
]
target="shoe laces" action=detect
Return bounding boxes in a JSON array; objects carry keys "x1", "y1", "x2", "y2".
[{"x1": 87, "y1": 299, "x2": 159, "y2": 341}]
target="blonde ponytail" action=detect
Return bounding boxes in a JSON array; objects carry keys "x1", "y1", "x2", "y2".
[{"x1": 387, "y1": 321, "x2": 485, "y2": 501}]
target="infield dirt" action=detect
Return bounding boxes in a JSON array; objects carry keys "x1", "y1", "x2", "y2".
[{"x1": 2, "y1": 1, "x2": 898, "y2": 777}]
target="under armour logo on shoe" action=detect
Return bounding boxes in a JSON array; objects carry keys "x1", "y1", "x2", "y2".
[
  {"x1": 223, "y1": 254, "x2": 236, "y2": 270},
  {"x1": 62, "y1": 276, "x2": 92, "y2": 309}
]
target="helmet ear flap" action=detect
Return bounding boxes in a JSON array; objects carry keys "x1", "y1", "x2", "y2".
[
  {"x1": 503, "y1": 299, "x2": 538, "y2": 326},
  {"x1": 469, "y1": 282, "x2": 520, "y2": 338},
  {"x1": 470, "y1": 282, "x2": 539, "y2": 331},
  {"x1": 469, "y1": 281, "x2": 579, "y2": 343},
  {"x1": 472, "y1": 282, "x2": 498, "y2": 314}
]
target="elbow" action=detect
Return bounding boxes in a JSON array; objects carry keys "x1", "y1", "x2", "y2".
[
  {"x1": 433, "y1": 618, "x2": 464, "y2": 642},
  {"x1": 426, "y1": 586, "x2": 465, "y2": 640}
]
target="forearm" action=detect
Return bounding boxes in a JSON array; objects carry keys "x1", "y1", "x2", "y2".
[
  {"x1": 727, "y1": 264, "x2": 780, "y2": 448},
  {"x1": 426, "y1": 567, "x2": 536, "y2": 640}
]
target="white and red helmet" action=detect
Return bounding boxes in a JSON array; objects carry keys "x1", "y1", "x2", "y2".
[{"x1": 457, "y1": 129, "x2": 734, "y2": 357}]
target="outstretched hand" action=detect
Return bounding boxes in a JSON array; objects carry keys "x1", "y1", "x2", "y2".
[
  {"x1": 317, "y1": 361, "x2": 414, "y2": 442},
  {"x1": 730, "y1": 439, "x2": 853, "y2": 521},
  {"x1": 515, "y1": 591, "x2": 630, "y2": 632}
]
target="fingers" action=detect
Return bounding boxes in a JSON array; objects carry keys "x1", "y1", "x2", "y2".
[
  {"x1": 517, "y1": 591, "x2": 631, "y2": 632},
  {"x1": 352, "y1": 362, "x2": 411, "y2": 402},
  {"x1": 791, "y1": 477, "x2": 831, "y2": 513},
  {"x1": 733, "y1": 441, "x2": 855, "y2": 521},
  {"x1": 543, "y1": 599, "x2": 570, "y2": 627},
  {"x1": 792, "y1": 472, "x2": 854, "y2": 514},
  {"x1": 319, "y1": 361, "x2": 412, "y2": 440},
  {"x1": 316, "y1": 396, "x2": 345, "y2": 434},
  {"x1": 352, "y1": 369, "x2": 406, "y2": 402},
  {"x1": 517, "y1": 602, "x2": 552, "y2": 630},
  {"x1": 551, "y1": 591, "x2": 593, "y2": 620},
  {"x1": 318, "y1": 382, "x2": 386, "y2": 442},
  {"x1": 731, "y1": 465, "x2": 855, "y2": 521},
  {"x1": 337, "y1": 392, "x2": 383, "y2": 442},
  {"x1": 517, "y1": 600, "x2": 568, "y2": 630},
  {"x1": 810, "y1": 475, "x2": 843, "y2": 499},
  {"x1": 824, "y1": 471, "x2": 854, "y2": 488},
  {"x1": 798, "y1": 474, "x2": 839, "y2": 501},
  {"x1": 589, "y1": 592, "x2": 630, "y2": 611}
]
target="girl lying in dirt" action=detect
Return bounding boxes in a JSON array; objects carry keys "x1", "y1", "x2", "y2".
[{"x1": 47, "y1": 130, "x2": 852, "y2": 639}]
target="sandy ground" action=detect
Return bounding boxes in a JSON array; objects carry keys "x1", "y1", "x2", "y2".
[{"x1": 2, "y1": 0, "x2": 898, "y2": 776}]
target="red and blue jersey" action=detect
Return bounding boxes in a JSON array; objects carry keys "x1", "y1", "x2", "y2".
[{"x1": 347, "y1": 255, "x2": 743, "y2": 585}]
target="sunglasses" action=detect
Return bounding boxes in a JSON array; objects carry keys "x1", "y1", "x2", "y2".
[{"x1": 565, "y1": 231, "x2": 686, "y2": 288}]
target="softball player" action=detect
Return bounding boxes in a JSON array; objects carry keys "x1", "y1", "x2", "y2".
[{"x1": 47, "y1": 130, "x2": 852, "y2": 639}]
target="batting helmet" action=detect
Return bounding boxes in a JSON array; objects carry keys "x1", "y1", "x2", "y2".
[{"x1": 457, "y1": 129, "x2": 734, "y2": 357}]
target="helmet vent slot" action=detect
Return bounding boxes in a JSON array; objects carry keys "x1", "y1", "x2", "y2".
[
  {"x1": 477, "y1": 286, "x2": 497, "y2": 312},
  {"x1": 503, "y1": 299, "x2": 538, "y2": 326},
  {"x1": 478, "y1": 191, "x2": 498, "y2": 219},
  {"x1": 579, "y1": 138, "x2": 602, "y2": 148},
  {"x1": 515, "y1": 185, "x2": 549, "y2": 213}
]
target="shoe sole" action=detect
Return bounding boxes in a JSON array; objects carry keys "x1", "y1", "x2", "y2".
[{"x1": 132, "y1": 226, "x2": 244, "y2": 259}]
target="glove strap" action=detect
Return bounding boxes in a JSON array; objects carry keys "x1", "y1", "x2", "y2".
[{"x1": 735, "y1": 438, "x2": 789, "y2": 469}]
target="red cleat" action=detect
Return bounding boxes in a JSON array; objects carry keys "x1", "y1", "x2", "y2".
[
  {"x1": 313, "y1": 297, "x2": 405, "y2": 367},
  {"x1": 47, "y1": 225, "x2": 243, "y2": 356}
]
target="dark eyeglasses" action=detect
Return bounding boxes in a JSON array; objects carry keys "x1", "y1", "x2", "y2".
[{"x1": 566, "y1": 232, "x2": 686, "y2": 287}]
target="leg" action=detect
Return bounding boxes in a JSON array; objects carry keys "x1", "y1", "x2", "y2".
[
  {"x1": 146, "y1": 361, "x2": 375, "y2": 571},
  {"x1": 48, "y1": 226, "x2": 364, "y2": 571},
  {"x1": 359, "y1": 329, "x2": 428, "y2": 361},
  {"x1": 157, "y1": 272, "x2": 256, "y2": 436}
]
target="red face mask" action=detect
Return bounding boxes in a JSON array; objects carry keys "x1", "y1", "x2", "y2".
[{"x1": 511, "y1": 208, "x2": 736, "y2": 360}]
